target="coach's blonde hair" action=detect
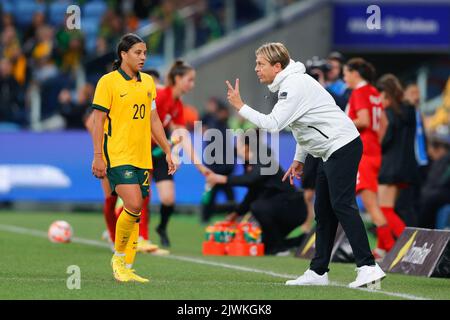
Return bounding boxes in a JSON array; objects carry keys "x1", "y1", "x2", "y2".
[{"x1": 255, "y1": 43, "x2": 290, "y2": 69}]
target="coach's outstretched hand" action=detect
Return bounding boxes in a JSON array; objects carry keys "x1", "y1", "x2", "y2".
[
  {"x1": 226, "y1": 79, "x2": 244, "y2": 111},
  {"x1": 282, "y1": 160, "x2": 304, "y2": 186}
]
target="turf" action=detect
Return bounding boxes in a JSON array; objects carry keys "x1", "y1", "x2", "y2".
[{"x1": 0, "y1": 210, "x2": 449, "y2": 300}]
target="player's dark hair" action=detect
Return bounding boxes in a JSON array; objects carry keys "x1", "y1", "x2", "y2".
[
  {"x1": 112, "y1": 33, "x2": 145, "y2": 71},
  {"x1": 167, "y1": 60, "x2": 194, "y2": 87},
  {"x1": 345, "y1": 57, "x2": 376, "y2": 83},
  {"x1": 377, "y1": 74, "x2": 404, "y2": 115}
]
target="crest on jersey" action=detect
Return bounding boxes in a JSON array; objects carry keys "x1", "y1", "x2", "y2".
[{"x1": 124, "y1": 170, "x2": 134, "y2": 179}]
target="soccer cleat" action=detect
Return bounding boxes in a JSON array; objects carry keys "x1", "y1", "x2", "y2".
[
  {"x1": 156, "y1": 226, "x2": 171, "y2": 248},
  {"x1": 137, "y1": 238, "x2": 160, "y2": 253},
  {"x1": 126, "y1": 269, "x2": 150, "y2": 283},
  {"x1": 150, "y1": 248, "x2": 170, "y2": 256},
  {"x1": 102, "y1": 230, "x2": 115, "y2": 252},
  {"x1": 101, "y1": 230, "x2": 110, "y2": 242},
  {"x1": 285, "y1": 269, "x2": 329, "y2": 286},
  {"x1": 348, "y1": 263, "x2": 386, "y2": 289},
  {"x1": 111, "y1": 254, "x2": 132, "y2": 282},
  {"x1": 275, "y1": 249, "x2": 291, "y2": 257}
]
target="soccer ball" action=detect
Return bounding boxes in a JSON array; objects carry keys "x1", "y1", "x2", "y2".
[{"x1": 48, "y1": 220, "x2": 73, "y2": 243}]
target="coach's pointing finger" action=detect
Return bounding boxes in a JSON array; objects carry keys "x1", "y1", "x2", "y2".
[
  {"x1": 226, "y1": 79, "x2": 244, "y2": 111},
  {"x1": 225, "y1": 80, "x2": 234, "y2": 91}
]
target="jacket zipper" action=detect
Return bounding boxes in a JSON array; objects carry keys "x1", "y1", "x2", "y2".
[{"x1": 307, "y1": 125, "x2": 329, "y2": 139}]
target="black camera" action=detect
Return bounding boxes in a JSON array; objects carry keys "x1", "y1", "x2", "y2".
[{"x1": 305, "y1": 56, "x2": 331, "y2": 82}]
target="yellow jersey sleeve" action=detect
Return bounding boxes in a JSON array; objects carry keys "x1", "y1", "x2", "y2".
[{"x1": 92, "y1": 75, "x2": 112, "y2": 113}]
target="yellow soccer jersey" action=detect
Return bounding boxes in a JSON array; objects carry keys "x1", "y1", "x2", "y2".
[{"x1": 92, "y1": 67, "x2": 157, "y2": 169}]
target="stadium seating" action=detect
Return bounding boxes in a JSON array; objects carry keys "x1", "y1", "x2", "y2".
[
  {"x1": 82, "y1": 1, "x2": 107, "y2": 54},
  {"x1": 143, "y1": 53, "x2": 165, "y2": 71},
  {"x1": 83, "y1": 0, "x2": 107, "y2": 19},
  {"x1": 82, "y1": 17, "x2": 100, "y2": 53},
  {"x1": 48, "y1": 1, "x2": 71, "y2": 27},
  {"x1": 11, "y1": 1, "x2": 45, "y2": 27},
  {"x1": 1, "y1": 0, "x2": 14, "y2": 14}
]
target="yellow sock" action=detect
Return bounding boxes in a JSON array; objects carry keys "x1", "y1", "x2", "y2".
[
  {"x1": 125, "y1": 221, "x2": 139, "y2": 268},
  {"x1": 115, "y1": 207, "x2": 141, "y2": 254}
]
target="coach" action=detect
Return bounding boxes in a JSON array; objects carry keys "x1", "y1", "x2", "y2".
[{"x1": 225, "y1": 42, "x2": 384, "y2": 288}]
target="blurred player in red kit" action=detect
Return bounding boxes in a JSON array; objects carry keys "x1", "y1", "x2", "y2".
[{"x1": 344, "y1": 58, "x2": 404, "y2": 259}]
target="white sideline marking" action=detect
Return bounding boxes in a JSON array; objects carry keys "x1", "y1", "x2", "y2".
[{"x1": 0, "y1": 224, "x2": 429, "y2": 300}]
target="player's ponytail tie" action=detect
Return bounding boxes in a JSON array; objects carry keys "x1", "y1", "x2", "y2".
[{"x1": 112, "y1": 59, "x2": 121, "y2": 71}]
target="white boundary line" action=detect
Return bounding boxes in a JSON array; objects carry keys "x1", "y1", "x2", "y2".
[{"x1": 0, "y1": 224, "x2": 430, "y2": 300}]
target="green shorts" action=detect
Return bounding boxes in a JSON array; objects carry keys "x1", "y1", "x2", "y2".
[{"x1": 107, "y1": 165, "x2": 150, "y2": 198}]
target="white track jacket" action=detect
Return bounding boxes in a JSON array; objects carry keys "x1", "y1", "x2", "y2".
[{"x1": 239, "y1": 60, "x2": 360, "y2": 163}]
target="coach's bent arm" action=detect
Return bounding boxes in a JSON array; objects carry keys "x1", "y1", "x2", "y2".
[{"x1": 238, "y1": 85, "x2": 306, "y2": 133}]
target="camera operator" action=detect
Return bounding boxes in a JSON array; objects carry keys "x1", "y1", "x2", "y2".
[{"x1": 306, "y1": 56, "x2": 347, "y2": 111}]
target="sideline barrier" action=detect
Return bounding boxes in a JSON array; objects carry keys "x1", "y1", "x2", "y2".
[{"x1": 380, "y1": 227, "x2": 450, "y2": 278}]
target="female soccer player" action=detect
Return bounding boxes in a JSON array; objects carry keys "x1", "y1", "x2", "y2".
[
  {"x1": 91, "y1": 33, "x2": 176, "y2": 283},
  {"x1": 225, "y1": 42, "x2": 384, "y2": 288},
  {"x1": 87, "y1": 110, "x2": 164, "y2": 254},
  {"x1": 140, "y1": 60, "x2": 210, "y2": 248},
  {"x1": 377, "y1": 74, "x2": 414, "y2": 240},
  {"x1": 87, "y1": 109, "x2": 169, "y2": 255},
  {"x1": 343, "y1": 58, "x2": 396, "y2": 259}
]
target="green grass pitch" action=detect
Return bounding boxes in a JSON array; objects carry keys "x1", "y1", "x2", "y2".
[{"x1": 0, "y1": 210, "x2": 449, "y2": 300}]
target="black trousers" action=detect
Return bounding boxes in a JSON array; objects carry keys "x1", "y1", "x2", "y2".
[
  {"x1": 250, "y1": 191, "x2": 307, "y2": 253},
  {"x1": 310, "y1": 137, "x2": 375, "y2": 274}
]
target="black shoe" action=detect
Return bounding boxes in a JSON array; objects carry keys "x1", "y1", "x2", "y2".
[{"x1": 156, "y1": 226, "x2": 171, "y2": 248}]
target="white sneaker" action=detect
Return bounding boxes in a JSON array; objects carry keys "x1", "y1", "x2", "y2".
[
  {"x1": 101, "y1": 230, "x2": 115, "y2": 252},
  {"x1": 349, "y1": 264, "x2": 386, "y2": 288},
  {"x1": 285, "y1": 269, "x2": 329, "y2": 286},
  {"x1": 275, "y1": 249, "x2": 291, "y2": 257},
  {"x1": 101, "y1": 230, "x2": 112, "y2": 242}
]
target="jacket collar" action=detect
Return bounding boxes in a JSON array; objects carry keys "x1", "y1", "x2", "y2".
[{"x1": 267, "y1": 59, "x2": 306, "y2": 93}]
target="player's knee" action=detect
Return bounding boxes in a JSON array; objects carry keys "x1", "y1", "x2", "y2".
[
  {"x1": 124, "y1": 200, "x2": 142, "y2": 215},
  {"x1": 160, "y1": 196, "x2": 174, "y2": 206},
  {"x1": 304, "y1": 190, "x2": 314, "y2": 203}
]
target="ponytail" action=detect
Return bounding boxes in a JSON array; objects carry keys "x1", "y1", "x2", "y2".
[
  {"x1": 166, "y1": 59, "x2": 194, "y2": 87},
  {"x1": 376, "y1": 73, "x2": 404, "y2": 115},
  {"x1": 112, "y1": 59, "x2": 121, "y2": 71}
]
